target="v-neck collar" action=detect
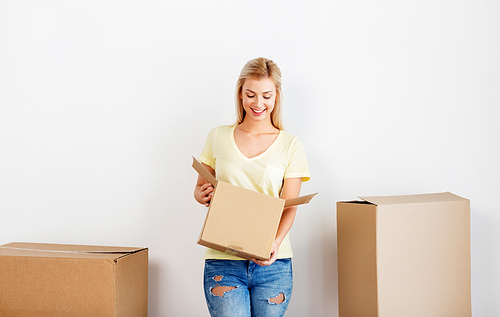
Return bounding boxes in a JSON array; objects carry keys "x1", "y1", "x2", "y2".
[{"x1": 230, "y1": 124, "x2": 282, "y2": 161}]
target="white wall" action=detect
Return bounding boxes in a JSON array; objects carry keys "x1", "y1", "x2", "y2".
[{"x1": 1, "y1": 1, "x2": 499, "y2": 316}]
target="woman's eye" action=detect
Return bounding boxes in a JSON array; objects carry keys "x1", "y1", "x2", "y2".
[
  {"x1": 263, "y1": 96, "x2": 271, "y2": 100},
  {"x1": 247, "y1": 95, "x2": 255, "y2": 98}
]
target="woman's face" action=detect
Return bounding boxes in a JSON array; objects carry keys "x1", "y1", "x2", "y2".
[{"x1": 240, "y1": 77, "x2": 276, "y2": 124}]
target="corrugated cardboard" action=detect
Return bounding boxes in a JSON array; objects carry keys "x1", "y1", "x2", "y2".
[
  {"x1": 337, "y1": 192, "x2": 471, "y2": 317},
  {"x1": 0, "y1": 242, "x2": 148, "y2": 317},
  {"x1": 193, "y1": 157, "x2": 317, "y2": 260}
]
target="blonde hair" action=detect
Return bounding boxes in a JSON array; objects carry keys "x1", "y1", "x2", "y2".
[{"x1": 235, "y1": 57, "x2": 284, "y2": 130}]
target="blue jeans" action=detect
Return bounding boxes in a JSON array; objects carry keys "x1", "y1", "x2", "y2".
[{"x1": 203, "y1": 259, "x2": 293, "y2": 317}]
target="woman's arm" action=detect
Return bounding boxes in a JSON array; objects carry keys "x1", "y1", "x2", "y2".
[
  {"x1": 253, "y1": 177, "x2": 302, "y2": 266},
  {"x1": 194, "y1": 163, "x2": 215, "y2": 207}
]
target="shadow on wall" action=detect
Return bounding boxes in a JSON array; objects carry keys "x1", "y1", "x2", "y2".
[
  {"x1": 297, "y1": 210, "x2": 338, "y2": 315},
  {"x1": 471, "y1": 203, "x2": 499, "y2": 314},
  {"x1": 148, "y1": 261, "x2": 161, "y2": 317},
  {"x1": 321, "y1": 213, "x2": 338, "y2": 313}
]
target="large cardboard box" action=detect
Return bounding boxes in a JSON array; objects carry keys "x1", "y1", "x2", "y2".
[
  {"x1": 193, "y1": 157, "x2": 317, "y2": 260},
  {"x1": 0, "y1": 242, "x2": 148, "y2": 317},
  {"x1": 337, "y1": 192, "x2": 471, "y2": 317}
]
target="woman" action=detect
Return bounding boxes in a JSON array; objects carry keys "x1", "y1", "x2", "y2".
[{"x1": 194, "y1": 57, "x2": 310, "y2": 317}]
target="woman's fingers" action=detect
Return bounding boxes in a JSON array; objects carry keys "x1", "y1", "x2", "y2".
[{"x1": 200, "y1": 183, "x2": 214, "y2": 206}]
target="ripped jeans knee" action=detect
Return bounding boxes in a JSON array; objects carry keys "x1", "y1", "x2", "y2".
[{"x1": 203, "y1": 259, "x2": 293, "y2": 317}]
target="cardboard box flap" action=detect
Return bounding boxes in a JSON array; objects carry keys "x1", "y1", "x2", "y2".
[
  {"x1": 192, "y1": 157, "x2": 216, "y2": 186},
  {"x1": 284, "y1": 193, "x2": 318, "y2": 208},
  {"x1": 193, "y1": 156, "x2": 318, "y2": 208},
  {"x1": 359, "y1": 192, "x2": 468, "y2": 206},
  {"x1": 0, "y1": 243, "x2": 147, "y2": 259}
]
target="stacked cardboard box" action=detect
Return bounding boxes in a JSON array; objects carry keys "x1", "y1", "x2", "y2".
[
  {"x1": 0, "y1": 242, "x2": 148, "y2": 317},
  {"x1": 337, "y1": 192, "x2": 471, "y2": 317}
]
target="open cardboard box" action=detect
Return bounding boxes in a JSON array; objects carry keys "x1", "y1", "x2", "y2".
[
  {"x1": 193, "y1": 157, "x2": 317, "y2": 260},
  {"x1": 0, "y1": 242, "x2": 148, "y2": 317},
  {"x1": 337, "y1": 192, "x2": 471, "y2": 317}
]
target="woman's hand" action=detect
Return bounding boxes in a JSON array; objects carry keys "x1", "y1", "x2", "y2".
[
  {"x1": 252, "y1": 239, "x2": 280, "y2": 267},
  {"x1": 198, "y1": 182, "x2": 214, "y2": 207},
  {"x1": 194, "y1": 162, "x2": 216, "y2": 207}
]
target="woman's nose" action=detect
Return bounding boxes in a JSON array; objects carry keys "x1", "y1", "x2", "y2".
[{"x1": 256, "y1": 96, "x2": 264, "y2": 107}]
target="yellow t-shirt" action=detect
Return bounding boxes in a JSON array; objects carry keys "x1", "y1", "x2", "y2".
[{"x1": 199, "y1": 124, "x2": 310, "y2": 260}]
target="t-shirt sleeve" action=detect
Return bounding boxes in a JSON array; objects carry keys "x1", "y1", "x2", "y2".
[
  {"x1": 285, "y1": 137, "x2": 310, "y2": 182},
  {"x1": 199, "y1": 127, "x2": 217, "y2": 169}
]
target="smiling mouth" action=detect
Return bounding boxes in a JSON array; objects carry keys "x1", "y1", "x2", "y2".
[{"x1": 252, "y1": 108, "x2": 266, "y2": 115}]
